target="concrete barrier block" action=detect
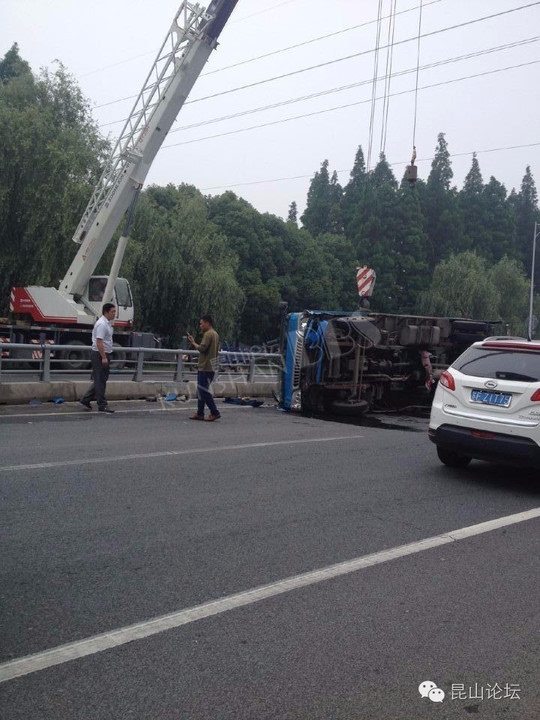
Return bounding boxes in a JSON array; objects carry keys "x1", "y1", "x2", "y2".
[
  {"x1": 211, "y1": 380, "x2": 239, "y2": 398},
  {"x1": 0, "y1": 382, "x2": 77, "y2": 405},
  {"x1": 103, "y1": 382, "x2": 161, "y2": 401},
  {"x1": 235, "y1": 381, "x2": 278, "y2": 398},
  {"x1": 51, "y1": 382, "x2": 78, "y2": 403},
  {"x1": 0, "y1": 378, "x2": 279, "y2": 405},
  {"x1": 159, "y1": 381, "x2": 192, "y2": 399}
]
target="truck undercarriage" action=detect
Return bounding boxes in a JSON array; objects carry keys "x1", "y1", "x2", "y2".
[{"x1": 281, "y1": 310, "x2": 500, "y2": 415}]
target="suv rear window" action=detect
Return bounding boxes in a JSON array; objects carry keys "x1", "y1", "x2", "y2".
[{"x1": 453, "y1": 347, "x2": 540, "y2": 382}]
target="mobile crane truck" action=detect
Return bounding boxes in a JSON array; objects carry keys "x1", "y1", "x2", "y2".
[{"x1": 1, "y1": 0, "x2": 238, "y2": 369}]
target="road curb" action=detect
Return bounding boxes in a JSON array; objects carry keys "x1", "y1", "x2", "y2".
[{"x1": 0, "y1": 380, "x2": 278, "y2": 405}]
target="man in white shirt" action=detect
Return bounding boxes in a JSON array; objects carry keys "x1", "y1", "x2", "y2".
[{"x1": 80, "y1": 303, "x2": 117, "y2": 413}]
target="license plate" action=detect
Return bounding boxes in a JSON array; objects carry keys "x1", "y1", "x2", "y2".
[{"x1": 471, "y1": 389, "x2": 511, "y2": 407}]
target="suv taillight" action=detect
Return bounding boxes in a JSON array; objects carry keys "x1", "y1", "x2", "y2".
[
  {"x1": 439, "y1": 370, "x2": 455, "y2": 391},
  {"x1": 531, "y1": 389, "x2": 540, "y2": 401}
]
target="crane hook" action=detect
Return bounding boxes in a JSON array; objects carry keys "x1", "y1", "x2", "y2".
[{"x1": 406, "y1": 145, "x2": 418, "y2": 185}]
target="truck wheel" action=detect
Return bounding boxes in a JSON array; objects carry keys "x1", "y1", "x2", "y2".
[
  {"x1": 60, "y1": 340, "x2": 91, "y2": 371},
  {"x1": 330, "y1": 399, "x2": 370, "y2": 416},
  {"x1": 436, "y1": 446, "x2": 471, "y2": 468}
]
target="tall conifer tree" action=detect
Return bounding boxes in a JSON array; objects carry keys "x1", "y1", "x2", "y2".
[
  {"x1": 0, "y1": 43, "x2": 31, "y2": 83},
  {"x1": 342, "y1": 145, "x2": 368, "y2": 239},
  {"x1": 287, "y1": 201, "x2": 298, "y2": 224},
  {"x1": 513, "y1": 166, "x2": 540, "y2": 273},
  {"x1": 353, "y1": 154, "x2": 399, "y2": 312},
  {"x1": 300, "y1": 159, "x2": 331, "y2": 237},
  {"x1": 482, "y1": 177, "x2": 515, "y2": 263},
  {"x1": 419, "y1": 133, "x2": 461, "y2": 267},
  {"x1": 459, "y1": 153, "x2": 492, "y2": 256},
  {"x1": 394, "y1": 185, "x2": 429, "y2": 312}
]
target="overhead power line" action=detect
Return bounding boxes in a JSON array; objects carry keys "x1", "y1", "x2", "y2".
[
  {"x1": 83, "y1": 0, "x2": 440, "y2": 82},
  {"x1": 412, "y1": 0, "x2": 424, "y2": 150},
  {"x1": 380, "y1": 0, "x2": 397, "y2": 155},
  {"x1": 204, "y1": 0, "x2": 441, "y2": 77},
  {"x1": 100, "y1": 37, "x2": 540, "y2": 131},
  {"x1": 162, "y1": 60, "x2": 540, "y2": 149},
  {"x1": 366, "y1": 0, "x2": 385, "y2": 171},
  {"x1": 80, "y1": 0, "x2": 309, "y2": 78},
  {"x1": 93, "y1": 1, "x2": 539, "y2": 112},
  {"x1": 175, "y1": 2, "x2": 540, "y2": 105},
  {"x1": 228, "y1": 0, "x2": 305, "y2": 24},
  {"x1": 199, "y1": 141, "x2": 540, "y2": 192}
]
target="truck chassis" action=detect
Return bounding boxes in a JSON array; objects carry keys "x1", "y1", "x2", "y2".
[{"x1": 280, "y1": 310, "x2": 501, "y2": 414}]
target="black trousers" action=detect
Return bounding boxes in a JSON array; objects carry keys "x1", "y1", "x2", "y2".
[
  {"x1": 197, "y1": 371, "x2": 219, "y2": 416},
  {"x1": 82, "y1": 351, "x2": 111, "y2": 409}
]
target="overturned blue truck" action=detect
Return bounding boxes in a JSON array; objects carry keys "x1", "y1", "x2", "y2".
[{"x1": 280, "y1": 309, "x2": 500, "y2": 415}]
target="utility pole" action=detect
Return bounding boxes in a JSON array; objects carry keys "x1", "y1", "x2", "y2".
[{"x1": 527, "y1": 221, "x2": 538, "y2": 341}]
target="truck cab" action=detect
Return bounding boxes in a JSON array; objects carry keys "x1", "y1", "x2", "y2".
[
  {"x1": 11, "y1": 276, "x2": 134, "y2": 328},
  {"x1": 87, "y1": 277, "x2": 133, "y2": 326}
]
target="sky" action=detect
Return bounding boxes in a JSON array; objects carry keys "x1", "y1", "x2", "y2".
[{"x1": 3, "y1": 0, "x2": 540, "y2": 221}]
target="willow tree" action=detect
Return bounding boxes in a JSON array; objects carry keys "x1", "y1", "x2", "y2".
[
  {"x1": 420, "y1": 251, "x2": 500, "y2": 319},
  {"x1": 126, "y1": 184, "x2": 244, "y2": 344},
  {"x1": 0, "y1": 46, "x2": 109, "y2": 314}
]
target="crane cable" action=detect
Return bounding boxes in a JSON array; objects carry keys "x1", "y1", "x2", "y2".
[
  {"x1": 411, "y1": 0, "x2": 424, "y2": 167},
  {"x1": 380, "y1": 0, "x2": 397, "y2": 156},
  {"x1": 366, "y1": 0, "x2": 384, "y2": 172}
]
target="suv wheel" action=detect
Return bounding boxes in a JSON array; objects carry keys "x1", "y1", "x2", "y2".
[{"x1": 437, "y1": 446, "x2": 471, "y2": 468}]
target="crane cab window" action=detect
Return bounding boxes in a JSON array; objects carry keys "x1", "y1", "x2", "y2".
[
  {"x1": 88, "y1": 277, "x2": 107, "y2": 302},
  {"x1": 115, "y1": 278, "x2": 133, "y2": 308}
]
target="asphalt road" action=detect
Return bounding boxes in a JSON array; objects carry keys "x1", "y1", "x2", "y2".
[{"x1": 0, "y1": 401, "x2": 539, "y2": 719}]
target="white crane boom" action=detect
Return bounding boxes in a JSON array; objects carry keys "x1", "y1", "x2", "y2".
[{"x1": 61, "y1": 0, "x2": 237, "y2": 299}]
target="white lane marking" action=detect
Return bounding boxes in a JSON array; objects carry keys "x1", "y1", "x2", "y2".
[
  {"x1": 1, "y1": 506, "x2": 539, "y2": 684},
  {"x1": 0, "y1": 435, "x2": 364, "y2": 473},
  {"x1": 0, "y1": 405, "x2": 251, "y2": 420}
]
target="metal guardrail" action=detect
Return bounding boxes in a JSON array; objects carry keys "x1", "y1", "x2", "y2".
[{"x1": 0, "y1": 343, "x2": 282, "y2": 383}]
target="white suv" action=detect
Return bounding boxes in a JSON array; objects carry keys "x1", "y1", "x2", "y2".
[{"x1": 429, "y1": 338, "x2": 540, "y2": 468}]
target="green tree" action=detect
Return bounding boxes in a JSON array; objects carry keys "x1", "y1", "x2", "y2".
[
  {"x1": 287, "y1": 228, "x2": 335, "y2": 309},
  {"x1": 207, "y1": 191, "x2": 282, "y2": 341},
  {"x1": 287, "y1": 200, "x2": 298, "y2": 224},
  {"x1": 482, "y1": 177, "x2": 515, "y2": 263},
  {"x1": 328, "y1": 170, "x2": 344, "y2": 235},
  {"x1": 513, "y1": 166, "x2": 540, "y2": 273},
  {"x1": 419, "y1": 251, "x2": 500, "y2": 318},
  {"x1": 488, "y1": 256, "x2": 530, "y2": 335},
  {"x1": 418, "y1": 132, "x2": 462, "y2": 267},
  {"x1": 0, "y1": 52, "x2": 109, "y2": 314},
  {"x1": 0, "y1": 43, "x2": 30, "y2": 84},
  {"x1": 458, "y1": 153, "x2": 493, "y2": 257},
  {"x1": 318, "y1": 232, "x2": 358, "y2": 310},
  {"x1": 393, "y1": 185, "x2": 429, "y2": 312},
  {"x1": 370, "y1": 152, "x2": 397, "y2": 190},
  {"x1": 348, "y1": 154, "x2": 399, "y2": 312},
  {"x1": 342, "y1": 145, "x2": 367, "y2": 238},
  {"x1": 126, "y1": 184, "x2": 243, "y2": 343},
  {"x1": 207, "y1": 189, "x2": 338, "y2": 339},
  {"x1": 207, "y1": 191, "x2": 277, "y2": 284},
  {"x1": 301, "y1": 159, "x2": 342, "y2": 237}
]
